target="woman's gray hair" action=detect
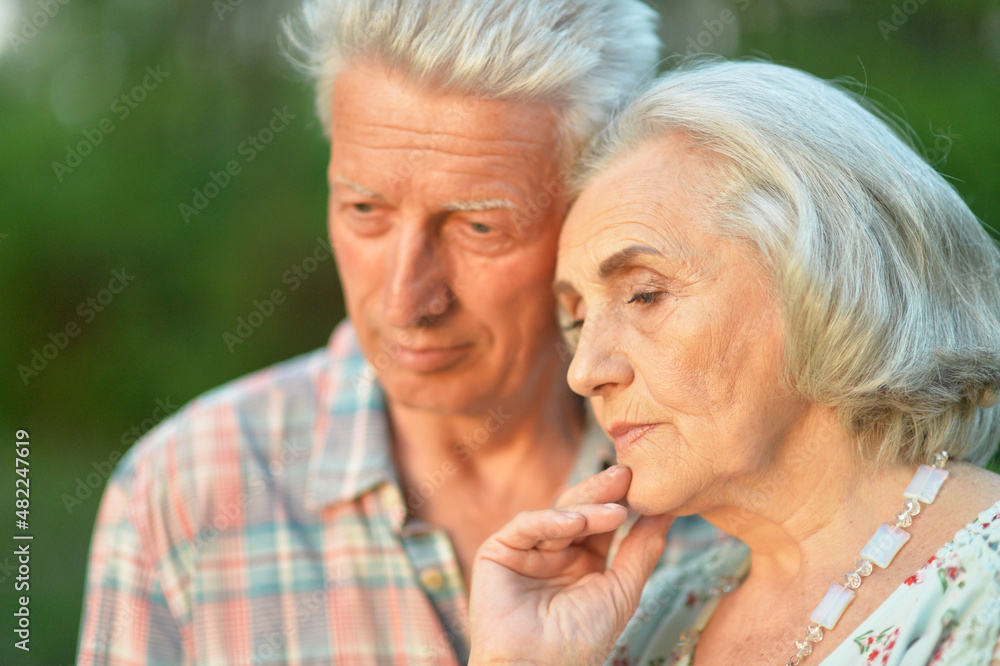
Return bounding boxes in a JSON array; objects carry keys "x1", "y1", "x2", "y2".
[
  {"x1": 579, "y1": 59, "x2": 1000, "y2": 467},
  {"x1": 283, "y1": 0, "x2": 661, "y2": 155}
]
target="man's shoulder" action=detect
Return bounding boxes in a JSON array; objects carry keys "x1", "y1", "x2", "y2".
[
  {"x1": 113, "y1": 321, "x2": 369, "y2": 489},
  {"x1": 99, "y1": 321, "x2": 387, "y2": 560}
]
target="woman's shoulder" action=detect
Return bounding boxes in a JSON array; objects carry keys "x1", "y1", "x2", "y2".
[
  {"x1": 919, "y1": 495, "x2": 1000, "y2": 590},
  {"x1": 824, "y1": 495, "x2": 1000, "y2": 665}
]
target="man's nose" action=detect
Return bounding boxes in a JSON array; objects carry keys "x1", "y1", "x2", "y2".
[{"x1": 382, "y1": 227, "x2": 453, "y2": 328}]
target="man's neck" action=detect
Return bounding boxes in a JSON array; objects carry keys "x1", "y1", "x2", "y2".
[
  {"x1": 388, "y1": 384, "x2": 585, "y2": 506},
  {"x1": 386, "y1": 378, "x2": 586, "y2": 581}
]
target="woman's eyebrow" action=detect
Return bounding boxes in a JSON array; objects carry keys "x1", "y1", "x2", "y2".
[
  {"x1": 597, "y1": 244, "x2": 663, "y2": 279},
  {"x1": 552, "y1": 243, "x2": 680, "y2": 296}
]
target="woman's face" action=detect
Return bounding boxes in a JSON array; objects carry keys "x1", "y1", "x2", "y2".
[{"x1": 555, "y1": 133, "x2": 810, "y2": 516}]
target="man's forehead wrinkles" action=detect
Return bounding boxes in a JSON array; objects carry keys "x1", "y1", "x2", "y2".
[
  {"x1": 339, "y1": 142, "x2": 550, "y2": 165},
  {"x1": 339, "y1": 120, "x2": 555, "y2": 151}
]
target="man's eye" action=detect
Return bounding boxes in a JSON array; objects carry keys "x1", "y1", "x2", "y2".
[
  {"x1": 469, "y1": 222, "x2": 493, "y2": 234},
  {"x1": 562, "y1": 319, "x2": 583, "y2": 354},
  {"x1": 351, "y1": 203, "x2": 374, "y2": 214}
]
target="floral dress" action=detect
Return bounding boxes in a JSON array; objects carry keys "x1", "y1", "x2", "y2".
[{"x1": 611, "y1": 500, "x2": 1000, "y2": 666}]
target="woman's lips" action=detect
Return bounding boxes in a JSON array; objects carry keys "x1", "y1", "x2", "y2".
[
  {"x1": 394, "y1": 343, "x2": 473, "y2": 373},
  {"x1": 606, "y1": 423, "x2": 660, "y2": 455}
]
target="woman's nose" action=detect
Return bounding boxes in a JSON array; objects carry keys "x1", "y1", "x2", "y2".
[{"x1": 567, "y1": 313, "x2": 633, "y2": 397}]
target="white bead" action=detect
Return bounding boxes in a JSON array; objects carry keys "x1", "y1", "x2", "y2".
[
  {"x1": 904, "y1": 498, "x2": 920, "y2": 516},
  {"x1": 796, "y1": 639, "x2": 813, "y2": 657},
  {"x1": 895, "y1": 510, "x2": 912, "y2": 528},
  {"x1": 854, "y1": 558, "x2": 873, "y2": 577},
  {"x1": 904, "y1": 465, "x2": 949, "y2": 503},
  {"x1": 860, "y1": 523, "x2": 911, "y2": 569},
  {"x1": 807, "y1": 624, "x2": 824, "y2": 642},
  {"x1": 810, "y1": 584, "x2": 855, "y2": 629}
]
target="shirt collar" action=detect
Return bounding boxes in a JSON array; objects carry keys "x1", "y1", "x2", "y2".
[
  {"x1": 305, "y1": 322, "x2": 395, "y2": 510},
  {"x1": 304, "y1": 321, "x2": 615, "y2": 510}
]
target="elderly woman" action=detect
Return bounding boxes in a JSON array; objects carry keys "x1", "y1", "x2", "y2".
[{"x1": 467, "y1": 60, "x2": 1000, "y2": 665}]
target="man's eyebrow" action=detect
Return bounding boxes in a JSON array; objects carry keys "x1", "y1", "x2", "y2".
[
  {"x1": 442, "y1": 198, "x2": 517, "y2": 212},
  {"x1": 332, "y1": 175, "x2": 382, "y2": 200},
  {"x1": 598, "y1": 244, "x2": 663, "y2": 279}
]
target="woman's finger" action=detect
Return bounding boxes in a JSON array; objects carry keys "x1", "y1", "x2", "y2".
[
  {"x1": 533, "y1": 503, "x2": 631, "y2": 551},
  {"x1": 476, "y1": 504, "x2": 630, "y2": 579},
  {"x1": 495, "y1": 504, "x2": 628, "y2": 550},
  {"x1": 608, "y1": 514, "x2": 674, "y2": 607},
  {"x1": 554, "y1": 465, "x2": 631, "y2": 509}
]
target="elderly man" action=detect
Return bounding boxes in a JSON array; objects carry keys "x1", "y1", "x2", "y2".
[{"x1": 78, "y1": 1, "x2": 722, "y2": 663}]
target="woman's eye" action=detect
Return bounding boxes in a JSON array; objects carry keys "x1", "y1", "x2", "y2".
[
  {"x1": 627, "y1": 291, "x2": 662, "y2": 305},
  {"x1": 561, "y1": 318, "x2": 584, "y2": 332}
]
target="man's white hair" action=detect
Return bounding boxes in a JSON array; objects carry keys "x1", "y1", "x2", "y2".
[
  {"x1": 283, "y1": 0, "x2": 661, "y2": 155},
  {"x1": 579, "y1": 59, "x2": 1000, "y2": 467}
]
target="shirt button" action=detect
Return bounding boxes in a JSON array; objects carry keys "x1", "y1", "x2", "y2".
[{"x1": 420, "y1": 567, "x2": 444, "y2": 591}]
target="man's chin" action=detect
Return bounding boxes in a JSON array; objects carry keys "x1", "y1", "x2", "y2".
[{"x1": 377, "y1": 371, "x2": 492, "y2": 415}]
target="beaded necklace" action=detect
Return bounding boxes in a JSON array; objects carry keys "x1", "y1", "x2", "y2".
[{"x1": 670, "y1": 452, "x2": 951, "y2": 666}]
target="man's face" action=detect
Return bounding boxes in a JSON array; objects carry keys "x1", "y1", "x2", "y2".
[{"x1": 328, "y1": 62, "x2": 569, "y2": 415}]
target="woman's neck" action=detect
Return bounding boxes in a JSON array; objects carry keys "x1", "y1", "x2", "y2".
[{"x1": 698, "y1": 409, "x2": 918, "y2": 585}]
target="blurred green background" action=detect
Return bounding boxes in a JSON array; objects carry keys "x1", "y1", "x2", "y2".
[{"x1": 1, "y1": 0, "x2": 998, "y2": 663}]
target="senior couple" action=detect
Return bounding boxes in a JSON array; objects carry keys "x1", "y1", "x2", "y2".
[{"x1": 80, "y1": 0, "x2": 1000, "y2": 664}]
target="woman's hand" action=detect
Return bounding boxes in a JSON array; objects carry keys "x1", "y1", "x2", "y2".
[{"x1": 468, "y1": 466, "x2": 673, "y2": 665}]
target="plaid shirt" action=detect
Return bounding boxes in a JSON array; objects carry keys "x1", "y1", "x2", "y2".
[{"x1": 78, "y1": 321, "x2": 727, "y2": 665}]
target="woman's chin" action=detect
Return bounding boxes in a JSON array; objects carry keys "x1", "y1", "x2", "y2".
[
  {"x1": 625, "y1": 480, "x2": 703, "y2": 518},
  {"x1": 626, "y1": 489, "x2": 679, "y2": 517}
]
